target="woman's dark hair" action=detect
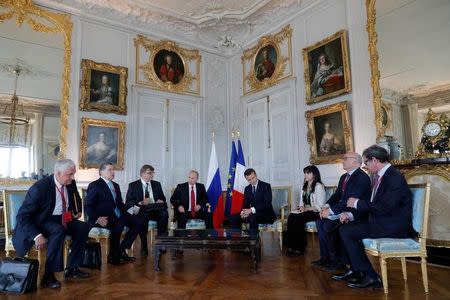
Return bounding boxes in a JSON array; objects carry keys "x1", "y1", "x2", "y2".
[{"x1": 302, "y1": 165, "x2": 323, "y2": 193}]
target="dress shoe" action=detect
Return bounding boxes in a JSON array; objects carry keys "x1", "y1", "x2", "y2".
[
  {"x1": 332, "y1": 269, "x2": 363, "y2": 282},
  {"x1": 347, "y1": 275, "x2": 382, "y2": 289},
  {"x1": 120, "y1": 251, "x2": 136, "y2": 262},
  {"x1": 64, "y1": 267, "x2": 90, "y2": 279},
  {"x1": 311, "y1": 257, "x2": 329, "y2": 267},
  {"x1": 321, "y1": 262, "x2": 346, "y2": 272},
  {"x1": 107, "y1": 257, "x2": 125, "y2": 265},
  {"x1": 287, "y1": 248, "x2": 304, "y2": 256},
  {"x1": 41, "y1": 273, "x2": 61, "y2": 289}
]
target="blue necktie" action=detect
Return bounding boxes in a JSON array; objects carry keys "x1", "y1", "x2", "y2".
[{"x1": 107, "y1": 181, "x2": 120, "y2": 217}]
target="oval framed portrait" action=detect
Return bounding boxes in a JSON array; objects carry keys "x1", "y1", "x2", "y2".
[
  {"x1": 253, "y1": 44, "x2": 278, "y2": 82},
  {"x1": 153, "y1": 49, "x2": 185, "y2": 85}
]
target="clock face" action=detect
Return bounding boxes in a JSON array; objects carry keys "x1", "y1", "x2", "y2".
[{"x1": 424, "y1": 122, "x2": 441, "y2": 137}]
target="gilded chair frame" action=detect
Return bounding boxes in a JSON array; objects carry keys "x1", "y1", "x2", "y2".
[
  {"x1": 364, "y1": 183, "x2": 431, "y2": 294},
  {"x1": 264, "y1": 185, "x2": 292, "y2": 250}
]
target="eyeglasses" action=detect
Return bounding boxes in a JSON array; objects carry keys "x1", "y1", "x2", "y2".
[{"x1": 364, "y1": 158, "x2": 371, "y2": 165}]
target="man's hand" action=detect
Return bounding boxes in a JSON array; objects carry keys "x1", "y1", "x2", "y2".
[
  {"x1": 299, "y1": 206, "x2": 306, "y2": 213},
  {"x1": 142, "y1": 198, "x2": 150, "y2": 205},
  {"x1": 156, "y1": 199, "x2": 164, "y2": 203},
  {"x1": 35, "y1": 235, "x2": 47, "y2": 250},
  {"x1": 347, "y1": 197, "x2": 358, "y2": 208},
  {"x1": 73, "y1": 212, "x2": 82, "y2": 219},
  {"x1": 320, "y1": 207, "x2": 330, "y2": 218},
  {"x1": 194, "y1": 204, "x2": 202, "y2": 212},
  {"x1": 96, "y1": 216, "x2": 108, "y2": 227},
  {"x1": 340, "y1": 213, "x2": 350, "y2": 224},
  {"x1": 178, "y1": 206, "x2": 185, "y2": 213},
  {"x1": 240, "y1": 208, "x2": 252, "y2": 219}
]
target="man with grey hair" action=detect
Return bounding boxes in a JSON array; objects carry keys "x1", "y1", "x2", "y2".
[
  {"x1": 85, "y1": 162, "x2": 143, "y2": 265},
  {"x1": 13, "y1": 159, "x2": 91, "y2": 289},
  {"x1": 312, "y1": 152, "x2": 371, "y2": 276}
]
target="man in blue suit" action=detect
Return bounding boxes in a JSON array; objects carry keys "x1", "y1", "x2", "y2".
[
  {"x1": 237, "y1": 168, "x2": 276, "y2": 230},
  {"x1": 85, "y1": 163, "x2": 143, "y2": 265},
  {"x1": 340, "y1": 145, "x2": 412, "y2": 289},
  {"x1": 313, "y1": 152, "x2": 371, "y2": 272},
  {"x1": 13, "y1": 159, "x2": 91, "y2": 289}
]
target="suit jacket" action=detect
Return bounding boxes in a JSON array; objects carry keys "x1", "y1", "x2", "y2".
[
  {"x1": 243, "y1": 180, "x2": 276, "y2": 221},
  {"x1": 85, "y1": 178, "x2": 126, "y2": 225},
  {"x1": 327, "y1": 168, "x2": 371, "y2": 219},
  {"x1": 125, "y1": 179, "x2": 166, "y2": 209},
  {"x1": 170, "y1": 182, "x2": 208, "y2": 211},
  {"x1": 357, "y1": 165, "x2": 412, "y2": 237},
  {"x1": 13, "y1": 176, "x2": 82, "y2": 255}
]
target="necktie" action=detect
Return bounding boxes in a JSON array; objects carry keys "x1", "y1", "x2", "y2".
[
  {"x1": 190, "y1": 185, "x2": 196, "y2": 217},
  {"x1": 58, "y1": 185, "x2": 67, "y2": 228},
  {"x1": 342, "y1": 173, "x2": 351, "y2": 192},
  {"x1": 108, "y1": 181, "x2": 120, "y2": 217},
  {"x1": 145, "y1": 182, "x2": 150, "y2": 199},
  {"x1": 252, "y1": 185, "x2": 256, "y2": 196},
  {"x1": 370, "y1": 174, "x2": 380, "y2": 202}
]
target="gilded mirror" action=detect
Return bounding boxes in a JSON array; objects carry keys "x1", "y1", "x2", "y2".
[
  {"x1": 0, "y1": 0, "x2": 71, "y2": 183},
  {"x1": 367, "y1": 0, "x2": 450, "y2": 161}
]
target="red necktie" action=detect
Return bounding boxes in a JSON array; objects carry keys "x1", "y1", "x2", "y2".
[
  {"x1": 190, "y1": 185, "x2": 196, "y2": 217},
  {"x1": 342, "y1": 174, "x2": 350, "y2": 192},
  {"x1": 59, "y1": 185, "x2": 67, "y2": 228}
]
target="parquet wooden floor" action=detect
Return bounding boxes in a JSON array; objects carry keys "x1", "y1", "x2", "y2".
[{"x1": 1, "y1": 234, "x2": 449, "y2": 299}]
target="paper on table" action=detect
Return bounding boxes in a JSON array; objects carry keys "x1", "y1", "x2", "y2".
[{"x1": 127, "y1": 205, "x2": 140, "y2": 215}]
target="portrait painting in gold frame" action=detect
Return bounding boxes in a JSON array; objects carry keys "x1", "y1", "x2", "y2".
[
  {"x1": 134, "y1": 35, "x2": 201, "y2": 96},
  {"x1": 80, "y1": 59, "x2": 128, "y2": 115},
  {"x1": 242, "y1": 25, "x2": 293, "y2": 95},
  {"x1": 79, "y1": 118, "x2": 125, "y2": 170},
  {"x1": 303, "y1": 30, "x2": 351, "y2": 104},
  {"x1": 305, "y1": 101, "x2": 354, "y2": 164}
]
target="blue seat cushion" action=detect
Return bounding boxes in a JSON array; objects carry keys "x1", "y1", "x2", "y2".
[
  {"x1": 148, "y1": 220, "x2": 157, "y2": 229},
  {"x1": 363, "y1": 238, "x2": 421, "y2": 253},
  {"x1": 89, "y1": 227, "x2": 111, "y2": 237},
  {"x1": 186, "y1": 219, "x2": 206, "y2": 230}
]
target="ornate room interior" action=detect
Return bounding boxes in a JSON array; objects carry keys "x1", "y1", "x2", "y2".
[{"x1": 0, "y1": 0, "x2": 449, "y2": 298}]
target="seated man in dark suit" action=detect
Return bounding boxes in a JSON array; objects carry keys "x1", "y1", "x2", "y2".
[
  {"x1": 85, "y1": 163, "x2": 143, "y2": 265},
  {"x1": 126, "y1": 164, "x2": 168, "y2": 256},
  {"x1": 232, "y1": 168, "x2": 276, "y2": 230},
  {"x1": 170, "y1": 170, "x2": 212, "y2": 229},
  {"x1": 339, "y1": 145, "x2": 413, "y2": 289},
  {"x1": 313, "y1": 152, "x2": 371, "y2": 272},
  {"x1": 13, "y1": 159, "x2": 91, "y2": 289}
]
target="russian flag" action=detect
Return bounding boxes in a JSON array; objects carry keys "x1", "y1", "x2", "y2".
[
  {"x1": 225, "y1": 140, "x2": 237, "y2": 217},
  {"x1": 231, "y1": 139, "x2": 246, "y2": 215},
  {"x1": 206, "y1": 141, "x2": 224, "y2": 228}
]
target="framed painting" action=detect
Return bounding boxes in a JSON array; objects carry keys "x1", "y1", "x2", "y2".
[
  {"x1": 303, "y1": 30, "x2": 351, "y2": 104},
  {"x1": 305, "y1": 101, "x2": 354, "y2": 164},
  {"x1": 242, "y1": 25, "x2": 293, "y2": 95},
  {"x1": 80, "y1": 59, "x2": 128, "y2": 115},
  {"x1": 79, "y1": 118, "x2": 125, "y2": 170},
  {"x1": 135, "y1": 36, "x2": 201, "y2": 95}
]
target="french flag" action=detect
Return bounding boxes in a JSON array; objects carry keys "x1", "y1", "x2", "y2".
[
  {"x1": 225, "y1": 140, "x2": 237, "y2": 217},
  {"x1": 231, "y1": 139, "x2": 246, "y2": 215},
  {"x1": 206, "y1": 141, "x2": 224, "y2": 228}
]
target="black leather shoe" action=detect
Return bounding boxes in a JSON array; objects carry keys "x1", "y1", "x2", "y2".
[
  {"x1": 321, "y1": 262, "x2": 346, "y2": 272},
  {"x1": 120, "y1": 251, "x2": 136, "y2": 262},
  {"x1": 347, "y1": 275, "x2": 382, "y2": 289},
  {"x1": 64, "y1": 268, "x2": 90, "y2": 279},
  {"x1": 332, "y1": 270, "x2": 363, "y2": 282},
  {"x1": 107, "y1": 257, "x2": 125, "y2": 265},
  {"x1": 41, "y1": 273, "x2": 61, "y2": 289},
  {"x1": 311, "y1": 257, "x2": 329, "y2": 267}
]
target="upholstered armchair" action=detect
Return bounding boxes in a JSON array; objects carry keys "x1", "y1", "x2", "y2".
[
  {"x1": 304, "y1": 185, "x2": 336, "y2": 233},
  {"x1": 362, "y1": 183, "x2": 431, "y2": 294}
]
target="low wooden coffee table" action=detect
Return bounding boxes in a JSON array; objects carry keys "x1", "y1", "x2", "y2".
[{"x1": 153, "y1": 229, "x2": 261, "y2": 271}]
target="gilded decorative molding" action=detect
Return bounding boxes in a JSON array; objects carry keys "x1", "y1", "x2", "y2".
[
  {"x1": 404, "y1": 164, "x2": 450, "y2": 182},
  {"x1": 134, "y1": 35, "x2": 201, "y2": 96},
  {"x1": 241, "y1": 25, "x2": 293, "y2": 95},
  {"x1": 428, "y1": 239, "x2": 450, "y2": 248},
  {"x1": 0, "y1": 0, "x2": 72, "y2": 185},
  {"x1": 365, "y1": 0, "x2": 384, "y2": 139}
]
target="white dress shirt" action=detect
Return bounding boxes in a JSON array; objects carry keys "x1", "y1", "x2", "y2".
[{"x1": 141, "y1": 179, "x2": 154, "y2": 201}]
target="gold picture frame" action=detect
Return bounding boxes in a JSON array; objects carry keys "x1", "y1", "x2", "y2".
[
  {"x1": 302, "y1": 30, "x2": 352, "y2": 104},
  {"x1": 380, "y1": 101, "x2": 392, "y2": 132},
  {"x1": 134, "y1": 35, "x2": 201, "y2": 96},
  {"x1": 305, "y1": 101, "x2": 354, "y2": 164},
  {"x1": 80, "y1": 59, "x2": 128, "y2": 115},
  {"x1": 79, "y1": 118, "x2": 125, "y2": 170},
  {"x1": 242, "y1": 25, "x2": 293, "y2": 95}
]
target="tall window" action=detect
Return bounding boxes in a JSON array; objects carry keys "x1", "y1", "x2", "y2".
[{"x1": 0, "y1": 147, "x2": 31, "y2": 178}]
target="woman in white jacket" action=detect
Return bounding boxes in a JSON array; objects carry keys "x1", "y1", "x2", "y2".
[{"x1": 286, "y1": 165, "x2": 326, "y2": 255}]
